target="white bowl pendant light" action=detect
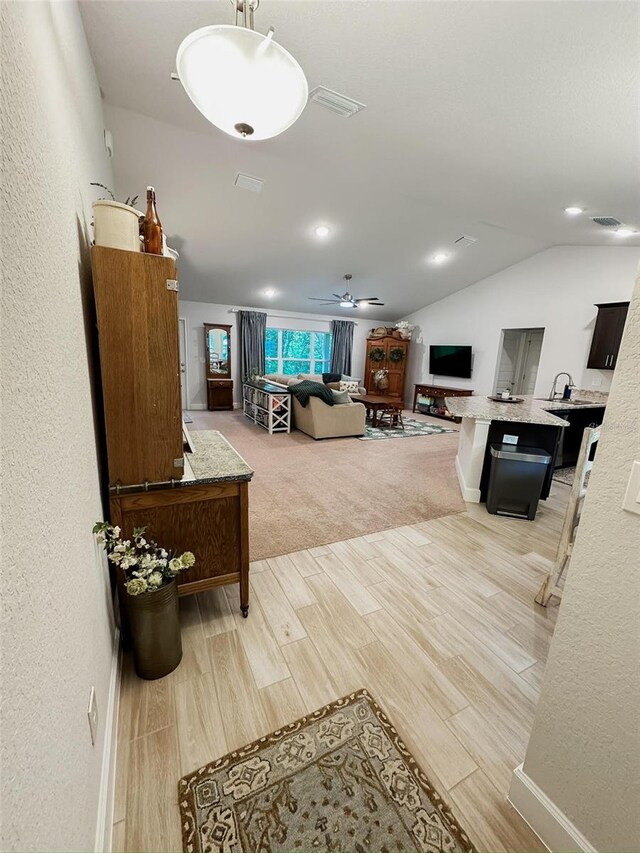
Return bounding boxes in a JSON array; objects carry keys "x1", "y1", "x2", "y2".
[{"x1": 176, "y1": 0, "x2": 308, "y2": 141}]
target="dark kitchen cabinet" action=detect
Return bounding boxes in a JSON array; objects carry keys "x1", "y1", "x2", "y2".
[
  {"x1": 587, "y1": 302, "x2": 629, "y2": 370},
  {"x1": 553, "y1": 406, "x2": 605, "y2": 468}
]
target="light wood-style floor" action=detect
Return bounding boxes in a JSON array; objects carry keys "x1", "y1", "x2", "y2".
[{"x1": 112, "y1": 487, "x2": 567, "y2": 853}]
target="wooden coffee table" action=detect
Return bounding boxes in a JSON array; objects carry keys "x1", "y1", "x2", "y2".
[{"x1": 356, "y1": 395, "x2": 404, "y2": 428}]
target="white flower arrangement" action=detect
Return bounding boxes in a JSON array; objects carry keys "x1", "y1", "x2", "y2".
[
  {"x1": 394, "y1": 320, "x2": 414, "y2": 340},
  {"x1": 93, "y1": 522, "x2": 195, "y2": 596}
]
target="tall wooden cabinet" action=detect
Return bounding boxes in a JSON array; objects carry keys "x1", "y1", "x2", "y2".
[
  {"x1": 92, "y1": 246, "x2": 252, "y2": 617},
  {"x1": 364, "y1": 332, "x2": 410, "y2": 399},
  {"x1": 92, "y1": 246, "x2": 183, "y2": 486},
  {"x1": 587, "y1": 302, "x2": 629, "y2": 370}
]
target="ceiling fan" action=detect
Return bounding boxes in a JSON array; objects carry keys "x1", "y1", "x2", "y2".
[{"x1": 308, "y1": 275, "x2": 385, "y2": 308}]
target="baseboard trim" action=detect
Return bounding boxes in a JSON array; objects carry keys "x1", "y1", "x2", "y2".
[
  {"x1": 508, "y1": 764, "x2": 597, "y2": 853},
  {"x1": 455, "y1": 453, "x2": 481, "y2": 503},
  {"x1": 94, "y1": 628, "x2": 122, "y2": 853},
  {"x1": 186, "y1": 403, "x2": 206, "y2": 411}
]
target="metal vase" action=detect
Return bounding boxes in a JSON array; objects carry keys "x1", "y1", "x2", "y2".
[{"x1": 126, "y1": 578, "x2": 182, "y2": 680}]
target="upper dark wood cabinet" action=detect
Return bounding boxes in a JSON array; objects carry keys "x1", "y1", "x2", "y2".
[
  {"x1": 205, "y1": 323, "x2": 234, "y2": 410},
  {"x1": 587, "y1": 302, "x2": 629, "y2": 370}
]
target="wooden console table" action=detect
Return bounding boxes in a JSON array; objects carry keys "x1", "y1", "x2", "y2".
[{"x1": 412, "y1": 383, "x2": 473, "y2": 423}]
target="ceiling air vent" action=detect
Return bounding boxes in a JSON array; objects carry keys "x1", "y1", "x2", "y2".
[
  {"x1": 309, "y1": 86, "x2": 366, "y2": 118},
  {"x1": 591, "y1": 216, "x2": 622, "y2": 227},
  {"x1": 234, "y1": 173, "x2": 264, "y2": 193},
  {"x1": 454, "y1": 235, "x2": 477, "y2": 248}
]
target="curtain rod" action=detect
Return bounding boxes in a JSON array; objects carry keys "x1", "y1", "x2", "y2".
[{"x1": 229, "y1": 307, "x2": 357, "y2": 324}]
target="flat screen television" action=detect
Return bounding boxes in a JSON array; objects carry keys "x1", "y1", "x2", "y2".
[{"x1": 429, "y1": 345, "x2": 472, "y2": 378}]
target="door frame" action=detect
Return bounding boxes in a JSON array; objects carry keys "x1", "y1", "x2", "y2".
[
  {"x1": 492, "y1": 327, "x2": 545, "y2": 396},
  {"x1": 178, "y1": 316, "x2": 188, "y2": 410}
]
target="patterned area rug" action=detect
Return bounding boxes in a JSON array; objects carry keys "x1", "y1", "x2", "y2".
[
  {"x1": 179, "y1": 690, "x2": 475, "y2": 853},
  {"x1": 358, "y1": 417, "x2": 456, "y2": 441}
]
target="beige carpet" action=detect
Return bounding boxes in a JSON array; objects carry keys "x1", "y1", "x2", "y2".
[
  {"x1": 189, "y1": 409, "x2": 465, "y2": 561},
  {"x1": 179, "y1": 689, "x2": 476, "y2": 853}
]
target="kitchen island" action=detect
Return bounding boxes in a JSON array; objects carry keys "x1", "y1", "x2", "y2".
[{"x1": 445, "y1": 394, "x2": 606, "y2": 503}]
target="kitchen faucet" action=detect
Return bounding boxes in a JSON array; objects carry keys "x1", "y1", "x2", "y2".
[{"x1": 548, "y1": 372, "x2": 574, "y2": 401}]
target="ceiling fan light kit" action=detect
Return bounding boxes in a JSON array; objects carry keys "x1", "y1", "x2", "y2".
[
  {"x1": 175, "y1": 0, "x2": 308, "y2": 141},
  {"x1": 308, "y1": 274, "x2": 385, "y2": 309}
]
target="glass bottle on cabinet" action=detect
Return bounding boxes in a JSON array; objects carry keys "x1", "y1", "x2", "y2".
[{"x1": 205, "y1": 323, "x2": 233, "y2": 410}]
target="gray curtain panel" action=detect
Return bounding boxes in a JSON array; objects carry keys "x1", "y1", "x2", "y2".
[
  {"x1": 237, "y1": 310, "x2": 267, "y2": 380},
  {"x1": 330, "y1": 320, "x2": 355, "y2": 375}
]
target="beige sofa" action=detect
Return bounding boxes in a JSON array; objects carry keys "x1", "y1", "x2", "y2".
[
  {"x1": 263, "y1": 373, "x2": 366, "y2": 439},
  {"x1": 291, "y1": 395, "x2": 366, "y2": 439}
]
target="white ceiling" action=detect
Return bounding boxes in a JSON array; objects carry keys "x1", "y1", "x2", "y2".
[{"x1": 81, "y1": 0, "x2": 640, "y2": 320}]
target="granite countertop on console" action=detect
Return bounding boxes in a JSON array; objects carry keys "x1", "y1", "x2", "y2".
[
  {"x1": 183, "y1": 430, "x2": 253, "y2": 484},
  {"x1": 445, "y1": 393, "x2": 607, "y2": 426}
]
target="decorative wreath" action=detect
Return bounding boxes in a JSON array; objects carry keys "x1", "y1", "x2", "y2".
[
  {"x1": 388, "y1": 346, "x2": 406, "y2": 363},
  {"x1": 368, "y1": 346, "x2": 385, "y2": 363}
]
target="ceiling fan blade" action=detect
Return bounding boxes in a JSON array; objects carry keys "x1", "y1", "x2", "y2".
[
  {"x1": 308, "y1": 297, "x2": 339, "y2": 302},
  {"x1": 354, "y1": 297, "x2": 380, "y2": 303},
  {"x1": 332, "y1": 293, "x2": 344, "y2": 300},
  {"x1": 363, "y1": 301, "x2": 385, "y2": 306}
]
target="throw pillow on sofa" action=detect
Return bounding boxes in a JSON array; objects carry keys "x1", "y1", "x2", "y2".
[
  {"x1": 339, "y1": 380, "x2": 359, "y2": 393},
  {"x1": 330, "y1": 388, "x2": 351, "y2": 404}
]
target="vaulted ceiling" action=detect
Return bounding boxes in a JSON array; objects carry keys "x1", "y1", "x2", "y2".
[{"x1": 81, "y1": 0, "x2": 640, "y2": 320}]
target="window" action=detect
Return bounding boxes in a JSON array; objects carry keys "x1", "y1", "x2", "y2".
[{"x1": 265, "y1": 328, "x2": 332, "y2": 376}]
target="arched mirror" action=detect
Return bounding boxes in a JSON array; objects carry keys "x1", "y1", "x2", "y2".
[{"x1": 204, "y1": 323, "x2": 231, "y2": 379}]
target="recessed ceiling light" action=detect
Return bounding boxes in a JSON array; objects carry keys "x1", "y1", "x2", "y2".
[
  {"x1": 263, "y1": 288, "x2": 276, "y2": 297},
  {"x1": 314, "y1": 225, "x2": 330, "y2": 238},
  {"x1": 431, "y1": 252, "x2": 450, "y2": 265},
  {"x1": 614, "y1": 227, "x2": 636, "y2": 238},
  {"x1": 564, "y1": 206, "x2": 584, "y2": 216}
]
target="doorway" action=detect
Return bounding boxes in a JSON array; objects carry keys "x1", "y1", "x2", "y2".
[
  {"x1": 493, "y1": 328, "x2": 545, "y2": 396},
  {"x1": 178, "y1": 317, "x2": 188, "y2": 410}
]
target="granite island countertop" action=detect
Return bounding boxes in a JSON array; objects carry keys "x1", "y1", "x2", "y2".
[
  {"x1": 183, "y1": 429, "x2": 253, "y2": 484},
  {"x1": 445, "y1": 393, "x2": 607, "y2": 427}
]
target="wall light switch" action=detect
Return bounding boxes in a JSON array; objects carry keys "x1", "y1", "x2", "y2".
[
  {"x1": 622, "y1": 461, "x2": 640, "y2": 515},
  {"x1": 503, "y1": 434, "x2": 519, "y2": 445}
]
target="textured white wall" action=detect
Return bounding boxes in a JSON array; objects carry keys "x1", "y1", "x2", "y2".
[
  {"x1": 179, "y1": 300, "x2": 391, "y2": 408},
  {"x1": 521, "y1": 272, "x2": 640, "y2": 850},
  {"x1": 402, "y1": 246, "x2": 640, "y2": 402},
  {"x1": 0, "y1": 2, "x2": 115, "y2": 850}
]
